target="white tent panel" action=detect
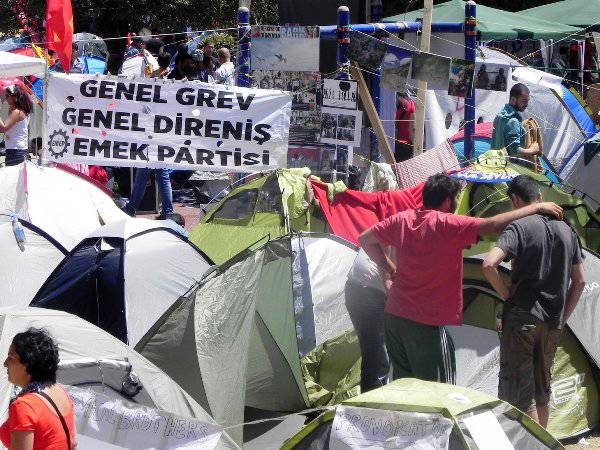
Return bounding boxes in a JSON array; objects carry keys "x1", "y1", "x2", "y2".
[
  {"x1": 0, "y1": 163, "x2": 126, "y2": 250},
  {"x1": 0, "y1": 51, "x2": 45, "y2": 77},
  {"x1": 0, "y1": 308, "x2": 216, "y2": 424},
  {"x1": 0, "y1": 218, "x2": 65, "y2": 307},
  {"x1": 303, "y1": 236, "x2": 357, "y2": 346},
  {"x1": 124, "y1": 228, "x2": 211, "y2": 346}
]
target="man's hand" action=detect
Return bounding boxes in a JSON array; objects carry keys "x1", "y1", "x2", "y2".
[
  {"x1": 384, "y1": 278, "x2": 393, "y2": 293},
  {"x1": 535, "y1": 202, "x2": 563, "y2": 219},
  {"x1": 529, "y1": 142, "x2": 540, "y2": 155}
]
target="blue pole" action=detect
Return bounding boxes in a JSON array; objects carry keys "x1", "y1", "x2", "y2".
[
  {"x1": 370, "y1": 2, "x2": 383, "y2": 162},
  {"x1": 320, "y1": 22, "x2": 464, "y2": 39},
  {"x1": 464, "y1": 1, "x2": 477, "y2": 160},
  {"x1": 336, "y1": 6, "x2": 351, "y2": 80},
  {"x1": 237, "y1": 7, "x2": 251, "y2": 87}
]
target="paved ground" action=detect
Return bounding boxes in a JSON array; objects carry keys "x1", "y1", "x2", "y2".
[
  {"x1": 138, "y1": 203, "x2": 203, "y2": 231},
  {"x1": 565, "y1": 431, "x2": 600, "y2": 449}
]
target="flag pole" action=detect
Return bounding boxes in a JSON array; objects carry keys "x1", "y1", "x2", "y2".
[{"x1": 40, "y1": 48, "x2": 49, "y2": 166}]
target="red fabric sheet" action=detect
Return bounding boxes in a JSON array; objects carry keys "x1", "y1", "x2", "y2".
[{"x1": 311, "y1": 180, "x2": 424, "y2": 246}]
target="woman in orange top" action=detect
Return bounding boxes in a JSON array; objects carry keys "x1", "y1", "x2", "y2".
[{"x1": 0, "y1": 328, "x2": 76, "y2": 449}]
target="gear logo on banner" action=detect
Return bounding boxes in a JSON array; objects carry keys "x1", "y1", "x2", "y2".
[{"x1": 48, "y1": 130, "x2": 70, "y2": 158}]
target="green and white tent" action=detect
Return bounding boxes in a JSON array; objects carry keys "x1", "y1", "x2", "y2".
[
  {"x1": 189, "y1": 169, "x2": 335, "y2": 264},
  {"x1": 281, "y1": 378, "x2": 564, "y2": 449},
  {"x1": 382, "y1": 0, "x2": 582, "y2": 40},
  {"x1": 521, "y1": 0, "x2": 600, "y2": 28},
  {"x1": 453, "y1": 252, "x2": 600, "y2": 439},
  {"x1": 136, "y1": 234, "x2": 361, "y2": 443}
]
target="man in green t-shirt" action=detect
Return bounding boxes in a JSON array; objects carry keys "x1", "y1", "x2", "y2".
[{"x1": 491, "y1": 83, "x2": 540, "y2": 158}]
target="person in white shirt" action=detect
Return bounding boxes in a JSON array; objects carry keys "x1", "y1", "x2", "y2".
[
  {"x1": 345, "y1": 248, "x2": 391, "y2": 393},
  {"x1": 0, "y1": 85, "x2": 32, "y2": 166},
  {"x1": 214, "y1": 48, "x2": 235, "y2": 86}
]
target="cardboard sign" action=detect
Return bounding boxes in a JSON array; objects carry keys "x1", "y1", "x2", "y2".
[
  {"x1": 46, "y1": 73, "x2": 292, "y2": 172},
  {"x1": 329, "y1": 405, "x2": 453, "y2": 449}
]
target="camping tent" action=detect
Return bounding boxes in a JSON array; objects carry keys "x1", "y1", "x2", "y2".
[
  {"x1": 423, "y1": 47, "x2": 596, "y2": 166},
  {"x1": 281, "y1": 378, "x2": 563, "y2": 449},
  {"x1": 558, "y1": 131, "x2": 600, "y2": 212},
  {"x1": 0, "y1": 163, "x2": 126, "y2": 250},
  {"x1": 382, "y1": 0, "x2": 581, "y2": 40},
  {"x1": 136, "y1": 234, "x2": 360, "y2": 443},
  {"x1": 0, "y1": 307, "x2": 237, "y2": 449},
  {"x1": 190, "y1": 168, "x2": 329, "y2": 264},
  {"x1": 31, "y1": 218, "x2": 213, "y2": 346},
  {"x1": 521, "y1": 0, "x2": 600, "y2": 28},
  {"x1": 0, "y1": 214, "x2": 66, "y2": 307},
  {"x1": 0, "y1": 50, "x2": 45, "y2": 76},
  {"x1": 451, "y1": 251, "x2": 600, "y2": 439}
]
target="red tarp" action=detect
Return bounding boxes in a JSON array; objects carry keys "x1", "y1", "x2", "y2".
[{"x1": 311, "y1": 180, "x2": 424, "y2": 246}]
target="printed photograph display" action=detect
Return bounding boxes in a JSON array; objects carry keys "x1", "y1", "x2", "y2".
[
  {"x1": 410, "y1": 52, "x2": 452, "y2": 91},
  {"x1": 252, "y1": 70, "x2": 321, "y2": 111},
  {"x1": 348, "y1": 31, "x2": 388, "y2": 70},
  {"x1": 250, "y1": 25, "x2": 320, "y2": 72},
  {"x1": 290, "y1": 110, "x2": 321, "y2": 143},
  {"x1": 322, "y1": 79, "x2": 358, "y2": 110},
  {"x1": 320, "y1": 107, "x2": 363, "y2": 147},
  {"x1": 474, "y1": 62, "x2": 509, "y2": 91},
  {"x1": 448, "y1": 58, "x2": 475, "y2": 98},
  {"x1": 381, "y1": 58, "x2": 412, "y2": 92}
]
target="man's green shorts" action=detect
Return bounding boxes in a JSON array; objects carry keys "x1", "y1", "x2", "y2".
[{"x1": 498, "y1": 309, "x2": 562, "y2": 412}]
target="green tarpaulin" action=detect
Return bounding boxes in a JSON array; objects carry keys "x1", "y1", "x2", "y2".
[
  {"x1": 382, "y1": 0, "x2": 582, "y2": 40},
  {"x1": 521, "y1": 0, "x2": 600, "y2": 28}
]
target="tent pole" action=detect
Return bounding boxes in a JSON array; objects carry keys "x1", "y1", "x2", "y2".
[
  {"x1": 335, "y1": 6, "x2": 351, "y2": 183},
  {"x1": 464, "y1": 1, "x2": 477, "y2": 160},
  {"x1": 413, "y1": 0, "x2": 433, "y2": 156},
  {"x1": 237, "y1": 6, "x2": 251, "y2": 88},
  {"x1": 40, "y1": 48, "x2": 49, "y2": 165}
]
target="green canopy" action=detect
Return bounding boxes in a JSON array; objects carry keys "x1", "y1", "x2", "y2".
[
  {"x1": 521, "y1": 0, "x2": 600, "y2": 28},
  {"x1": 382, "y1": 0, "x2": 582, "y2": 40}
]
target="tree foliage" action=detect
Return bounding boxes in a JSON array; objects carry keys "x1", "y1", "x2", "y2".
[{"x1": 1, "y1": 0, "x2": 277, "y2": 52}]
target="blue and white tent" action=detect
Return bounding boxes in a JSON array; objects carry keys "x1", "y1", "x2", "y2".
[{"x1": 31, "y1": 218, "x2": 213, "y2": 346}]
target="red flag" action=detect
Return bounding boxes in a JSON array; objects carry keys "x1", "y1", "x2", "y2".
[{"x1": 46, "y1": 0, "x2": 74, "y2": 72}]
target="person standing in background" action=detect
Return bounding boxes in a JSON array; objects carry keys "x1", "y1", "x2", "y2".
[
  {"x1": 214, "y1": 48, "x2": 235, "y2": 86},
  {"x1": 395, "y1": 93, "x2": 415, "y2": 162},
  {"x1": 0, "y1": 85, "x2": 32, "y2": 166}
]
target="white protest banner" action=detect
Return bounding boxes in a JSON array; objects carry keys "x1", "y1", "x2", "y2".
[
  {"x1": 329, "y1": 405, "x2": 453, "y2": 449},
  {"x1": 67, "y1": 386, "x2": 225, "y2": 449},
  {"x1": 45, "y1": 73, "x2": 292, "y2": 172},
  {"x1": 322, "y1": 79, "x2": 358, "y2": 110}
]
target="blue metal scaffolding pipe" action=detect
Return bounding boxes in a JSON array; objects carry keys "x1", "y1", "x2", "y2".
[
  {"x1": 336, "y1": 6, "x2": 351, "y2": 80},
  {"x1": 320, "y1": 22, "x2": 465, "y2": 39},
  {"x1": 464, "y1": 1, "x2": 477, "y2": 159},
  {"x1": 237, "y1": 7, "x2": 251, "y2": 87}
]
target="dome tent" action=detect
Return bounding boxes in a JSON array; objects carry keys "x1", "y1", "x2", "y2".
[
  {"x1": 449, "y1": 251, "x2": 600, "y2": 439},
  {"x1": 281, "y1": 379, "x2": 562, "y2": 449},
  {"x1": 189, "y1": 168, "x2": 330, "y2": 264},
  {"x1": 0, "y1": 162, "x2": 126, "y2": 250},
  {"x1": 136, "y1": 233, "x2": 360, "y2": 443},
  {"x1": 0, "y1": 214, "x2": 66, "y2": 306},
  {"x1": 0, "y1": 307, "x2": 238, "y2": 449},
  {"x1": 31, "y1": 218, "x2": 213, "y2": 346}
]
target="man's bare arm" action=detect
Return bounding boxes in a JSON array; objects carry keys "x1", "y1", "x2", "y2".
[
  {"x1": 477, "y1": 202, "x2": 562, "y2": 236},
  {"x1": 482, "y1": 247, "x2": 511, "y2": 300},
  {"x1": 358, "y1": 229, "x2": 396, "y2": 277},
  {"x1": 563, "y1": 263, "x2": 586, "y2": 325}
]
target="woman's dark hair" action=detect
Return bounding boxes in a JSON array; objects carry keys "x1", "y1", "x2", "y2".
[
  {"x1": 423, "y1": 174, "x2": 462, "y2": 209},
  {"x1": 12, "y1": 328, "x2": 59, "y2": 383},
  {"x1": 157, "y1": 52, "x2": 171, "y2": 70},
  {"x1": 7, "y1": 85, "x2": 33, "y2": 115}
]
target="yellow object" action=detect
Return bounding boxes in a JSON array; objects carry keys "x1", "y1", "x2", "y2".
[{"x1": 522, "y1": 117, "x2": 544, "y2": 173}]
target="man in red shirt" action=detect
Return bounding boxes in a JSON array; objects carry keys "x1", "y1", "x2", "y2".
[
  {"x1": 359, "y1": 174, "x2": 562, "y2": 383},
  {"x1": 395, "y1": 93, "x2": 415, "y2": 162}
]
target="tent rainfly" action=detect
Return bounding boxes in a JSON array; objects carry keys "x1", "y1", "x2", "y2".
[
  {"x1": 0, "y1": 307, "x2": 238, "y2": 449},
  {"x1": 136, "y1": 234, "x2": 360, "y2": 443},
  {"x1": 521, "y1": 0, "x2": 600, "y2": 28},
  {"x1": 0, "y1": 214, "x2": 66, "y2": 307},
  {"x1": 0, "y1": 163, "x2": 127, "y2": 250},
  {"x1": 281, "y1": 378, "x2": 563, "y2": 449},
  {"x1": 0, "y1": 50, "x2": 45, "y2": 77},
  {"x1": 382, "y1": 0, "x2": 582, "y2": 40},
  {"x1": 559, "y1": 132, "x2": 600, "y2": 212},
  {"x1": 31, "y1": 218, "x2": 213, "y2": 346}
]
